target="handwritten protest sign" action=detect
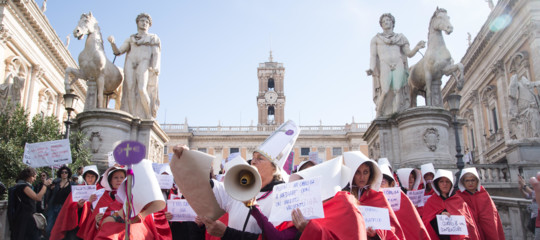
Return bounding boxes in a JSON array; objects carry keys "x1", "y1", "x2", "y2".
[
  {"x1": 156, "y1": 174, "x2": 174, "y2": 189},
  {"x1": 437, "y1": 215, "x2": 468, "y2": 235},
  {"x1": 168, "y1": 199, "x2": 197, "y2": 222},
  {"x1": 268, "y1": 177, "x2": 324, "y2": 223},
  {"x1": 72, "y1": 185, "x2": 97, "y2": 202},
  {"x1": 92, "y1": 189, "x2": 106, "y2": 209},
  {"x1": 23, "y1": 139, "x2": 72, "y2": 168},
  {"x1": 407, "y1": 189, "x2": 426, "y2": 207},
  {"x1": 423, "y1": 195, "x2": 432, "y2": 206},
  {"x1": 358, "y1": 206, "x2": 391, "y2": 230},
  {"x1": 99, "y1": 207, "x2": 108, "y2": 214},
  {"x1": 382, "y1": 187, "x2": 401, "y2": 211}
]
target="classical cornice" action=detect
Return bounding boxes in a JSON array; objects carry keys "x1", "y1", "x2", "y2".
[{"x1": 9, "y1": 0, "x2": 77, "y2": 74}]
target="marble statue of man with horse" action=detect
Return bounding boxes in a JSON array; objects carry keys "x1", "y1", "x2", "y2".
[
  {"x1": 64, "y1": 12, "x2": 123, "y2": 111},
  {"x1": 367, "y1": 13, "x2": 426, "y2": 117},
  {"x1": 408, "y1": 7, "x2": 465, "y2": 108}
]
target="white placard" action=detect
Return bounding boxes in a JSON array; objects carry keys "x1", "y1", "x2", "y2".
[
  {"x1": 92, "y1": 188, "x2": 106, "y2": 209},
  {"x1": 382, "y1": 187, "x2": 401, "y2": 211},
  {"x1": 308, "y1": 151, "x2": 319, "y2": 163},
  {"x1": 436, "y1": 215, "x2": 468, "y2": 235},
  {"x1": 99, "y1": 207, "x2": 108, "y2": 214},
  {"x1": 357, "y1": 206, "x2": 391, "y2": 230},
  {"x1": 156, "y1": 174, "x2": 174, "y2": 189},
  {"x1": 107, "y1": 152, "x2": 115, "y2": 167},
  {"x1": 23, "y1": 139, "x2": 72, "y2": 168},
  {"x1": 268, "y1": 177, "x2": 324, "y2": 223},
  {"x1": 407, "y1": 189, "x2": 426, "y2": 207},
  {"x1": 423, "y1": 195, "x2": 432, "y2": 206},
  {"x1": 71, "y1": 185, "x2": 97, "y2": 202},
  {"x1": 167, "y1": 199, "x2": 197, "y2": 222}
]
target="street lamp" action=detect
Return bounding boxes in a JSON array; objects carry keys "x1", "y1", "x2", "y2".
[
  {"x1": 63, "y1": 92, "x2": 78, "y2": 139},
  {"x1": 446, "y1": 93, "x2": 463, "y2": 190}
]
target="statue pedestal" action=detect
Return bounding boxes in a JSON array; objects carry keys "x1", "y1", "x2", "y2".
[
  {"x1": 75, "y1": 109, "x2": 169, "y2": 170},
  {"x1": 364, "y1": 106, "x2": 457, "y2": 168}
]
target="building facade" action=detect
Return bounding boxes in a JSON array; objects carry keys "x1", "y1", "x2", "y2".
[
  {"x1": 0, "y1": 0, "x2": 85, "y2": 124},
  {"x1": 163, "y1": 54, "x2": 370, "y2": 171}
]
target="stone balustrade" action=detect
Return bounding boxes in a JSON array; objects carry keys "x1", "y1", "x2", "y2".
[
  {"x1": 492, "y1": 196, "x2": 534, "y2": 239},
  {"x1": 161, "y1": 123, "x2": 370, "y2": 135}
]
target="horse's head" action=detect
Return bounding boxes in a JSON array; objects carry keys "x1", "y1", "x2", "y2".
[
  {"x1": 430, "y1": 7, "x2": 453, "y2": 35},
  {"x1": 73, "y1": 12, "x2": 98, "y2": 40}
]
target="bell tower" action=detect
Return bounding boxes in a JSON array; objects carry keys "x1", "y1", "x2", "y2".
[{"x1": 257, "y1": 51, "x2": 285, "y2": 126}]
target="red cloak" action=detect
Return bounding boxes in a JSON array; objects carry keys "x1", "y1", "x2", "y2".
[
  {"x1": 49, "y1": 192, "x2": 91, "y2": 239},
  {"x1": 423, "y1": 193, "x2": 480, "y2": 240},
  {"x1": 150, "y1": 210, "x2": 173, "y2": 240},
  {"x1": 458, "y1": 187, "x2": 505, "y2": 240},
  {"x1": 359, "y1": 189, "x2": 405, "y2": 240},
  {"x1": 394, "y1": 191, "x2": 430, "y2": 239},
  {"x1": 77, "y1": 190, "x2": 116, "y2": 239},
  {"x1": 94, "y1": 220, "x2": 155, "y2": 240},
  {"x1": 277, "y1": 191, "x2": 367, "y2": 240}
]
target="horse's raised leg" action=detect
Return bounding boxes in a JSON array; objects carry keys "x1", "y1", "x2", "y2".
[{"x1": 64, "y1": 67, "x2": 81, "y2": 93}]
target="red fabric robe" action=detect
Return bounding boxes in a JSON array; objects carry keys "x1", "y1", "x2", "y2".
[
  {"x1": 458, "y1": 187, "x2": 505, "y2": 240},
  {"x1": 49, "y1": 192, "x2": 91, "y2": 239},
  {"x1": 150, "y1": 209, "x2": 173, "y2": 240},
  {"x1": 359, "y1": 189, "x2": 405, "y2": 240},
  {"x1": 77, "y1": 190, "x2": 116, "y2": 239},
  {"x1": 394, "y1": 191, "x2": 430, "y2": 240},
  {"x1": 277, "y1": 191, "x2": 367, "y2": 240},
  {"x1": 423, "y1": 193, "x2": 480, "y2": 240}
]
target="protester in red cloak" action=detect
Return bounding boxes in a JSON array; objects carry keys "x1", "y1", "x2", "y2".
[
  {"x1": 457, "y1": 168, "x2": 505, "y2": 240},
  {"x1": 423, "y1": 169, "x2": 480, "y2": 240},
  {"x1": 50, "y1": 165, "x2": 100, "y2": 240},
  {"x1": 418, "y1": 163, "x2": 436, "y2": 217},
  {"x1": 343, "y1": 152, "x2": 405, "y2": 240},
  {"x1": 77, "y1": 166, "x2": 126, "y2": 240},
  {"x1": 379, "y1": 164, "x2": 430, "y2": 240}
]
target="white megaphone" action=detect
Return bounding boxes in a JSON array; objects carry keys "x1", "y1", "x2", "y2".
[{"x1": 224, "y1": 155, "x2": 262, "y2": 202}]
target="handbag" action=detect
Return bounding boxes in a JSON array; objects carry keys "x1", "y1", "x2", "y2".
[{"x1": 33, "y1": 213, "x2": 47, "y2": 230}]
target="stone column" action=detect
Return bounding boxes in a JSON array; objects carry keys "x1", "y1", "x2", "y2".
[{"x1": 492, "y1": 60, "x2": 511, "y2": 141}]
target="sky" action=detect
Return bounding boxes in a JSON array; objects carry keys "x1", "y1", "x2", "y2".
[{"x1": 42, "y1": 0, "x2": 493, "y2": 126}]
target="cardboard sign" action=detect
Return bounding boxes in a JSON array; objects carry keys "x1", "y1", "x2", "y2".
[
  {"x1": 92, "y1": 188, "x2": 106, "y2": 209},
  {"x1": 407, "y1": 189, "x2": 426, "y2": 207},
  {"x1": 168, "y1": 199, "x2": 197, "y2": 222},
  {"x1": 357, "y1": 206, "x2": 391, "y2": 230},
  {"x1": 268, "y1": 177, "x2": 324, "y2": 223},
  {"x1": 156, "y1": 174, "x2": 174, "y2": 189},
  {"x1": 23, "y1": 139, "x2": 72, "y2": 168},
  {"x1": 382, "y1": 187, "x2": 401, "y2": 211},
  {"x1": 437, "y1": 215, "x2": 469, "y2": 235},
  {"x1": 71, "y1": 185, "x2": 97, "y2": 202}
]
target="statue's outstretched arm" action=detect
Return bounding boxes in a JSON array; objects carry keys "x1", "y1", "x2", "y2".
[
  {"x1": 404, "y1": 40, "x2": 426, "y2": 58},
  {"x1": 108, "y1": 36, "x2": 130, "y2": 56}
]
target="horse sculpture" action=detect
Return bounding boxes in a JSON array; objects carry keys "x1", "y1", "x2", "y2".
[
  {"x1": 408, "y1": 8, "x2": 464, "y2": 107},
  {"x1": 65, "y1": 12, "x2": 122, "y2": 110}
]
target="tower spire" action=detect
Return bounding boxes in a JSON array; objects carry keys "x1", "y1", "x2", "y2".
[{"x1": 269, "y1": 50, "x2": 273, "y2": 62}]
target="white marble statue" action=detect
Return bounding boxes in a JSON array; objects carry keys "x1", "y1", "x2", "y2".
[
  {"x1": 508, "y1": 74, "x2": 540, "y2": 138},
  {"x1": 408, "y1": 8, "x2": 464, "y2": 108},
  {"x1": 367, "y1": 13, "x2": 425, "y2": 117},
  {"x1": 108, "y1": 13, "x2": 161, "y2": 119},
  {"x1": 64, "y1": 12, "x2": 123, "y2": 110}
]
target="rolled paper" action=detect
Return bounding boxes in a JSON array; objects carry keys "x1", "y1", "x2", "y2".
[{"x1": 170, "y1": 150, "x2": 225, "y2": 221}]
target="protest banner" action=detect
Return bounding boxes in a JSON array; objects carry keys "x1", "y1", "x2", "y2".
[
  {"x1": 268, "y1": 177, "x2": 324, "y2": 223},
  {"x1": 23, "y1": 139, "x2": 72, "y2": 168},
  {"x1": 407, "y1": 189, "x2": 425, "y2": 207},
  {"x1": 71, "y1": 185, "x2": 97, "y2": 202},
  {"x1": 382, "y1": 187, "x2": 401, "y2": 211},
  {"x1": 357, "y1": 206, "x2": 391, "y2": 230},
  {"x1": 156, "y1": 174, "x2": 174, "y2": 189},
  {"x1": 437, "y1": 215, "x2": 468, "y2": 235},
  {"x1": 168, "y1": 199, "x2": 197, "y2": 222}
]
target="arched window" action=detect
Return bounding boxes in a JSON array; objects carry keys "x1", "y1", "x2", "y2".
[
  {"x1": 268, "y1": 106, "x2": 275, "y2": 124},
  {"x1": 268, "y1": 78, "x2": 275, "y2": 91}
]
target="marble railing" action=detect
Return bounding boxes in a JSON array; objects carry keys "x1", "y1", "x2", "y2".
[
  {"x1": 161, "y1": 123, "x2": 370, "y2": 135},
  {"x1": 492, "y1": 196, "x2": 534, "y2": 239}
]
